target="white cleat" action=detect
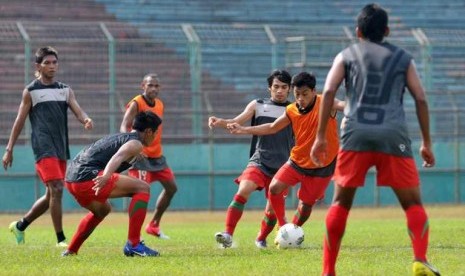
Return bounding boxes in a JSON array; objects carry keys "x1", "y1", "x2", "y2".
[{"x1": 215, "y1": 232, "x2": 233, "y2": 248}]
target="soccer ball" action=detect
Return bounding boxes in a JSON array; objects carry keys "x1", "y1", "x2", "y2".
[{"x1": 275, "y1": 223, "x2": 304, "y2": 249}]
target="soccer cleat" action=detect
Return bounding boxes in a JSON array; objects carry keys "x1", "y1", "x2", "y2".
[
  {"x1": 56, "y1": 240, "x2": 69, "y2": 248},
  {"x1": 412, "y1": 261, "x2": 441, "y2": 276},
  {"x1": 9, "y1": 221, "x2": 25, "y2": 245},
  {"x1": 215, "y1": 232, "x2": 232, "y2": 248},
  {"x1": 123, "y1": 240, "x2": 160, "y2": 257},
  {"x1": 61, "y1": 250, "x2": 77, "y2": 257},
  {"x1": 255, "y1": 239, "x2": 267, "y2": 249},
  {"x1": 145, "y1": 223, "x2": 170, "y2": 239}
]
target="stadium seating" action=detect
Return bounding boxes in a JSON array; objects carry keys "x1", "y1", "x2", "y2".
[{"x1": 1, "y1": 0, "x2": 464, "y2": 144}]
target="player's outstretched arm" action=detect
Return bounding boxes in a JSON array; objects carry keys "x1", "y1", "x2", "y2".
[
  {"x1": 208, "y1": 100, "x2": 256, "y2": 129},
  {"x1": 312, "y1": 53, "x2": 345, "y2": 166},
  {"x1": 120, "y1": 101, "x2": 138, "y2": 132},
  {"x1": 406, "y1": 60, "x2": 435, "y2": 167},
  {"x1": 68, "y1": 88, "x2": 93, "y2": 130},
  {"x1": 3, "y1": 88, "x2": 31, "y2": 170},
  {"x1": 92, "y1": 140, "x2": 143, "y2": 195},
  {"x1": 227, "y1": 112, "x2": 290, "y2": 135}
]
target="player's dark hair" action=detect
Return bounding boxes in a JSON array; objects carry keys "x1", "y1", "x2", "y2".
[
  {"x1": 142, "y1": 73, "x2": 160, "y2": 83},
  {"x1": 35, "y1": 46, "x2": 58, "y2": 64},
  {"x1": 267, "y1": 69, "x2": 292, "y2": 87},
  {"x1": 291, "y1": 72, "x2": 316, "y2": 89},
  {"x1": 357, "y1": 4, "x2": 388, "y2": 42},
  {"x1": 132, "y1": 111, "x2": 162, "y2": 132}
]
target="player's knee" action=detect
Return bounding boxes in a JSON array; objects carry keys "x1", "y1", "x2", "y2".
[
  {"x1": 94, "y1": 205, "x2": 111, "y2": 218},
  {"x1": 269, "y1": 184, "x2": 285, "y2": 195},
  {"x1": 48, "y1": 180, "x2": 64, "y2": 197},
  {"x1": 138, "y1": 182, "x2": 150, "y2": 193}
]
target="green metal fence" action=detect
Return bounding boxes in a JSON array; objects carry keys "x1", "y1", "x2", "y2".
[{"x1": 0, "y1": 22, "x2": 464, "y2": 211}]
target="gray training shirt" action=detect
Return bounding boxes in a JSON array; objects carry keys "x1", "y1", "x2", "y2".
[
  {"x1": 340, "y1": 41, "x2": 414, "y2": 157},
  {"x1": 248, "y1": 98, "x2": 294, "y2": 176},
  {"x1": 27, "y1": 79, "x2": 70, "y2": 161},
  {"x1": 66, "y1": 132, "x2": 140, "y2": 182}
]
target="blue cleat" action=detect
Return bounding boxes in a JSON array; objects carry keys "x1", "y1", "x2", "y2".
[
  {"x1": 9, "y1": 221, "x2": 25, "y2": 245},
  {"x1": 123, "y1": 240, "x2": 160, "y2": 257}
]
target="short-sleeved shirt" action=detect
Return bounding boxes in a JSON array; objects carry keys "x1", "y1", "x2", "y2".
[
  {"x1": 340, "y1": 41, "x2": 413, "y2": 157},
  {"x1": 248, "y1": 98, "x2": 294, "y2": 176},
  {"x1": 27, "y1": 79, "x2": 70, "y2": 161},
  {"x1": 65, "y1": 132, "x2": 139, "y2": 182}
]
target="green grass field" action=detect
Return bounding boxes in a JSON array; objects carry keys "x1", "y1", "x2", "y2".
[{"x1": 1, "y1": 205, "x2": 464, "y2": 275}]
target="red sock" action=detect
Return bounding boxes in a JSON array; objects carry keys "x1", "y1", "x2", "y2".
[
  {"x1": 128, "y1": 193, "x2": 149, "y2": 247},
  {"x1": 225, "y1": 194, "x2": 247, "y2": 235},
  {"x1": 68, "y1": 212, "x2": 104, "y2": 253},
  {"x1": 323, "y1": 204, "x2": 349, "y2": 276},
  {"x1": 269, "y1": 192, "x2": 286, "y2": 226},
  {"x1": 256, "y1": 211, "x2": 277, "y2": 241},
  {"x1": 292, "y1": 204, "x2": 312, "y2": 226},
  {"x1": 406, "y1": 205, "x2": 429, "y2": 262}
]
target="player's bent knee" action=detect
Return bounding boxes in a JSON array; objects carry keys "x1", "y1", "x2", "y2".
[
  {"x1": 48, "y1": 181, "x2": 65, "y2": 196},
  {"x1": 269, "y1": 184, "x2": 286, "y2": 195}
]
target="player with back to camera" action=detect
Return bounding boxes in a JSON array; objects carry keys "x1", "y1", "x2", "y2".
[
  {"x1": 62, "y1": 111, "x2": 161, "y2": 257},
  {"x1": 2, "y1": 46, "x2": 93, "y2": 247},
  {"x1": 227, "y1": 72, "x2": 344, "y2": 242},
  {"x1": 209, "y1": 70, "x2": 294, "y2": 249},
  {"x1": 120, "y1": 73, "x2": 177, "y2": 239},
  {"x1": 310, "y1": 4, "x2": 440, "y2": 276}
]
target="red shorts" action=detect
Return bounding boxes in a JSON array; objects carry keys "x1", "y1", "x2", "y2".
[
  {"x1": 274, "y1": 163, "x2": 331, "y2": 205},
  {"x1": 234, "y1": 166, "x2": 272, "y2": 189},
  {"x1": 128, "y1": 167, "x2": 175, "y2": 184},
  {"x1": 234, "y1": 166, "x2": 279, "y2": 198},
  {"x1": 334, "y1": 150, "x2": 420, "y2": 188},
  {"x1": 35, "y1": 157, "x2": 67, "y2": 183},
  {"x1": 65, "y1": 171, "x2": 119, "y2": 207}
]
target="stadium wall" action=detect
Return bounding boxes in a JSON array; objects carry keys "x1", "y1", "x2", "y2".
[{"x1": 0, "y1": 142, "x2": 463, "y2": 213}]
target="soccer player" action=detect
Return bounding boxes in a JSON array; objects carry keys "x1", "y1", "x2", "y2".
[
  {"x1": 2, "y1": 46, "x2": 93, "y2": 247},
  {"x1": 310, "y1": 4, "x2": 440, "y2": 276},
  {"x1": 62, "y1": 111, "x2": 161, "y2": 257},
  {"x1": 227, "y1": 72, "x2": 344, "y2": 238},
  {"x1": 210, "y1": 70, "x2": 294, "y2": 248},
  {"x1": 120, "y1": 73, "x2": 177, "y2": 239}
]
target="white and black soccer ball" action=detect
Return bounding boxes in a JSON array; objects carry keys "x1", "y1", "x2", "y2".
[{"x1": 275, "y1": 223, "x2": 304, "y2": 249}]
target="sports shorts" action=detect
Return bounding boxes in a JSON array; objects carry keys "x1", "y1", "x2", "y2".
[
  {"x1": 65, "y1": 171, "x2": 119, "y2": 207},
  {"x1": 274, "y1": 162, "x2": 331, "y2": 205},
  {"x1": 35, "y1": 157, "x2": 67, "y2": 183},
  {"x1": 333, "y1": 150, "x2": 419, "y2": 188},
  {"x1": 128, "y1": 167, "x2": 175, "y2": 183}
]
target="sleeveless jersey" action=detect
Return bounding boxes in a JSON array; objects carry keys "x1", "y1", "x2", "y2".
[
  {"x1": 249, "y1": 98, "x2": 294, "y2": 176},
  {"x1": 127, "y1": 95, "x2": 163, "y2": 158},
  {"x1": 65, "y1": 132, "x2": 139, "y2": 182},
  {"x1": 340, "y1": 41, "x2": 413, "y2": 157},
  {"x1": 27, "y1": 79, "x2": 70, "y2": 161},
  {"x1": 287, "y1": 95, "x2": 339, "y2": 169}
]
